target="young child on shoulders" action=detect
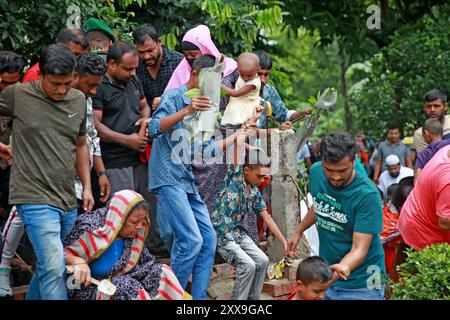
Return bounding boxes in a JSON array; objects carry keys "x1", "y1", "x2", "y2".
[{"x1": 221, "y1": 52, "x2": 261, "y2": 126}]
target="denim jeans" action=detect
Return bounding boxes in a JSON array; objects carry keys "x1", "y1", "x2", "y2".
[
  {"x1": 153, "y1": 185, "x2": 216, "y2": 300},
  {"x1": 0, "y1": 207, "x2": 24, "y2": 269},
  {"x1": 217, "y1": 235, "x2": 269, "y2": 300},
  {"x1": 16, "y1": 204, "x2": 77, "y2": 300},
  {"x1": 324, "y1": 285, "x2": 385, "y2": 300}
]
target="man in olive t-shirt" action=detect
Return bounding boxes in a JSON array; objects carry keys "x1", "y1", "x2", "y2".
[
  {"x1": 288, "y1": 132, "x2": 386, "y2": 300},
  {"x1": 0, "y1": 44, "x2": 93, "y2": 300}
]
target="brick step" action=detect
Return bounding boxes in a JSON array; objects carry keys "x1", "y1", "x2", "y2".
[
  {"x1": 213, "y1": 263, "x2": 236, "y2": 280},
  {"x1": 207, "y1": 278, "x2": 234, "y2": 300},
  {"x1": 262, "y1": 278, "x2": 297, "y2": 297}
]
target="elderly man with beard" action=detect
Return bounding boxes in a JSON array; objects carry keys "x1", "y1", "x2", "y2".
[
  {"x1": 378, "y1": 154, "x2": 413, "y2": 201},
  {"x1": 133, "y1": 24, "x2": 183, "y2": 110}
]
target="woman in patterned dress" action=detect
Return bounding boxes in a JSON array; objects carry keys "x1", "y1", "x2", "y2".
[{"x1": 64, "y1": 189, "x2": 190, "y2": 300}]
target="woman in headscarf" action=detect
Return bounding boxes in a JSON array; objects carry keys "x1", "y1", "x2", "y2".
[
  {"x1": 64, "y1": 189, "x2": 190, "y2": 300},
  {"x1": 164, "y1": 24, "x2": 237, "y2": 92}
]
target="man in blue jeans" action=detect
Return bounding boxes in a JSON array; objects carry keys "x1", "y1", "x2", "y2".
[
  {"x1": 148, "y1": 54, "x2": 247, "y2": 299},
  {"x1": 288, "y1": 132, "x2": 386, "y2": 300},
  {"x1": 0, "y1": 44, "x2": 94, "y2": 299}
]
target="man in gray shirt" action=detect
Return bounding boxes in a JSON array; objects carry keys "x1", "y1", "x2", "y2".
[{"x1": 373, "y1": 123, "x2": 413, "y2": 185}]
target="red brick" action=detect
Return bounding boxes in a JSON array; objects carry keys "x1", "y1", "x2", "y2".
[
  {"x1": 258, "y1": 241, "x2": 267, "y2": 252},
  {"x1": 287, "y1": 265, "x2": 298, "y2": 281},
  {"x1": 207, "y1": 278, "x2": 234, "y2": 300},
  {"x1": 263, "y1": 279, "x2": 296, "y2": 297},
  {"x1": 213, "y1": 263, "x2": 236, "y2": 279}
]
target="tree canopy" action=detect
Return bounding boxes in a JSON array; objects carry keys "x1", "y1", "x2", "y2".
[{"x1": 1, "y1": 0, "x2": 449, "y2": 139}]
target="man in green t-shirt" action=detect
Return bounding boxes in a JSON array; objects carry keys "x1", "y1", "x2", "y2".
[{"x1": 288, "y1": 132, "x2": 386, "y2": 300}]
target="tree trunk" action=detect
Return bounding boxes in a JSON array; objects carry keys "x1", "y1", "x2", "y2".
[
  {"x1": 380, "y1": 0, "x2": 390, "y2": 21},
  {"x1": 339, "y1": 45, "x2": 352, "y2": 134}
]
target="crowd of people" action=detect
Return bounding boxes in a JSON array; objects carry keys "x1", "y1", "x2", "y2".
[
  {"x1": 295, "y1": 89, "x2": 450, "y2": 292},
  {"x1": 0, "y1": 18, "x2": 448, "y2": 301}
]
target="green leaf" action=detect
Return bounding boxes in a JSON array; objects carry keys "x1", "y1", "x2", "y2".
[
  {"x1": 308, "y1": 96, "x2": 317, "y2": 106},
  {"x1": 183, "y1": 88, "x2": 201, "y2": 99}
]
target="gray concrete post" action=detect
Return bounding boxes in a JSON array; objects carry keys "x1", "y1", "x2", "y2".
[{"x1": 266, "y1": 129, "x2": 311, "y2": 262}]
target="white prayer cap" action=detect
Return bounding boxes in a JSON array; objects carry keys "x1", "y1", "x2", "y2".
[{"x1": 385, "y1": 154, "x2": 400, "y2": 166}]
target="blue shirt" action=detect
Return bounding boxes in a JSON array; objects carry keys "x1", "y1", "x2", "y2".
[
  {"x1": 258, "y1": 83, "x2": 292, "y2": 128},
  {"x1": 297, "y1": 144, "x2": 311, "y2": 163},
  {"x1": 90, "y1": 239, "x2": 124, "y2": 279},
  {"x1": 148, "y1": 85, "x2": 219, "y2": 193}
]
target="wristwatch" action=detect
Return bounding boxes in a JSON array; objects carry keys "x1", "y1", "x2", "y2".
[{"x1": 97, "y1": 171, "x2": 107, "y2": 177}]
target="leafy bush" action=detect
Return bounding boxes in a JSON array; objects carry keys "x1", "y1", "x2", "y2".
[{"x1": 390, "y1": 243, "x2": 450, "y2": 300}]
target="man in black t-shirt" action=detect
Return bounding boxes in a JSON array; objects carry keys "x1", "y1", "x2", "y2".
[{"x1": 92, "y1": 41, "x2": 166, "y2": 255}]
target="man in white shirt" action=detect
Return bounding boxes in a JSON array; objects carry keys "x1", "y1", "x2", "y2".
[{"x1": 378, "y1": 154, "x2": 414, "y2": 200}]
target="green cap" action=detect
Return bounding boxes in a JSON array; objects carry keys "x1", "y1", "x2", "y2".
[{"x1": 84, "y1": 18, "x2": 115, "y2": 42}]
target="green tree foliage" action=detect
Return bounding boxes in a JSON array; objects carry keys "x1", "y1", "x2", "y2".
[
  {"x1": 0, "y1": 0, "x2": 283, "y2": 63},
  {"x1": 351, "y1": 5, "x2": 450, "y2": 139},
  {"x1": 264, "y1": 28, "x2": 344, "y2": 137},
  {"x1": 129, "y1": 0, "x2": 285, "y2": 54},
  {"x1": 281, "y1": 0, "x2": 448, "y2": 133},
  {"x1": 3, "y1": 1, "x2": 449, "y2": 139},
  {"x1": 284, "y1": 0, "x2": 447, "y2": 58},
  {"x1": 0, "y1": 0, "x2": 146, "y2": 62},
  {"x1": 390, "y1": 243, "x2": 450, "y2": 300}
]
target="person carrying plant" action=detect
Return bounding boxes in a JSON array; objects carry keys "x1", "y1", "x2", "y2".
[{"x1": 147, "y1": 54, "x2": 250, "y2": 300}]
